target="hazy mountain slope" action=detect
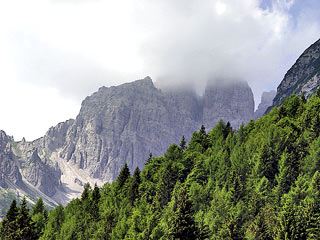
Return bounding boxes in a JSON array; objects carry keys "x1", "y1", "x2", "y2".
[
  {"x1": 254, "y1": 90, "x2": 276, "y2": 119},
  {"x1": 272, "y1": 38, "x2": 320, "y2": 108}
]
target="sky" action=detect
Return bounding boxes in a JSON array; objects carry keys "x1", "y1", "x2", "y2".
[{"x1": 0, "y1": 0, "x2": 319, "y2": 141}]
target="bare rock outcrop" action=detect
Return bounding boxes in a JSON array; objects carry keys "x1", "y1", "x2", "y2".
[
  {"x1": 272, "y1": 38, "x2": 320, "y2": 108},
  {"x1": 0, "y1": 77, "x2": 255, "y2": 206},
  {"x1": 0, "y1": 131, "x2": 23, "y2": 188},
  {"x1": 57, "y1": 77, "x2": 254, "y2": 181}
]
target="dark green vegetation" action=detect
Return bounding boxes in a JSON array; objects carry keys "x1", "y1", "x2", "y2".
[{"x1": 4, "y1": 93, "x2": 320, "y2": 239}]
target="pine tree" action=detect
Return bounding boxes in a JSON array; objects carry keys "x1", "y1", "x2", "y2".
[
  {"x1": 168, "y1": 188, "x2": 199, "y2": 240},
  {"x1": 128, "y1": 167, "x2": 141, "y2": 206},
  {"x1": 117, "y1": 163, "x2": 131, "y2": 188},
  {"x1": 179, "y1": 135, "x2": 187, "y2": 151}
]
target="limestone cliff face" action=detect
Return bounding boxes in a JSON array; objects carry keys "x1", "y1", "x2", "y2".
[
  {"x1": 272, "y1": 39, "x2": 320, "y2": 108},
  {"x1": 0, "y1": 131, "x2": 22, "y2": 188},
  {"x1": 0, "y1": 131, "x2": 59, "y2": 208},
  {"x1": 254, "y1": 90, "x2": 276, "y2": 120},
  {"x1": 203, "y1": 81, "x2": 254, "y2": 129},
  {"x1": 58, "y1": 78, "x2": 201, "y2": 180},
  {"x1": 0, "y1": 77, "x2": 255, "y2": 206},
  {"x1": 56, "y1": 78, "x2": 254, "y2": 181}
]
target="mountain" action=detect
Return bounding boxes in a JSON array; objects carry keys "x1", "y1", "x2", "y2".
[
  {"x1": 0, "y1": 131, "x2": 59, "y2": 214},
  {"x1": 254, "y1": 90, "x2": 276, "y2": 119},
  {"x1": 17, "y1": 91, "x2": 320, "y2": 240},
  {"x1": 272, "y1": 38, "x2": 320, "y2": 108},
  {"x1": 0, "y1": 77, "x2": 254, "y2": 206}
]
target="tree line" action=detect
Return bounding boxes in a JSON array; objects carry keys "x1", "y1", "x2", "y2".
[{"x1": 3, "y1": 92, "x2": 320, "y2": 239}]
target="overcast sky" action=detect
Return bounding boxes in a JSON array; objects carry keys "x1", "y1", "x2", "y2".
[{"x1": 0, "y1": 0, "x2": 319, "y2": 141}]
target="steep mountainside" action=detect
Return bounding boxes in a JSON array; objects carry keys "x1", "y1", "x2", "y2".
[
  {"x1": 0, "y1": 131, "x2": 23, "y2": 189},
  {"x1": 272, "y1": 38, "x2": 320, "y2": 107},
  {"x1": 254, "y1": 90, "x2": 276, "y2": 119},
  {"x1": 0, "y1": 131, "x2": 59, "y2": 212},
  {"x1": 0, "y1": 77, "x2": 254, "y2": 206}
]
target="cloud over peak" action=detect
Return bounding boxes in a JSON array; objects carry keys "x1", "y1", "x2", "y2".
[{"x1": 0, "y1": 0, "x2": 319, "y2": 139}]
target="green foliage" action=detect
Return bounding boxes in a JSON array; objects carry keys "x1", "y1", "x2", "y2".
[
  {"x1": 117, "y1": 163, "x2": 131, "y2": 189},
  {"x1": 167, "y1": 188, "x2": 200, "y2": 240},
  {"x1": 128, "y1": 167, "x2": 141, "y2": 206},
  {"x1": 0, "y1": 199, "x2": 19, "y2": 239},
  {"x1": 6, "y1": 93, "x2": 320, "y2": 239}
]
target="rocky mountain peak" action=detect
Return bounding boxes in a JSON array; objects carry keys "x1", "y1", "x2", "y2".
[{"x1": 0, "y1": 77, "x2": 255, "y2": 206}]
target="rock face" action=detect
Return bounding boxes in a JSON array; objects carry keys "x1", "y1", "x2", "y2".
[
  {"x1": 0, "y1": 131, "x2": 23, "y2": 188},
  {"x1": 0, "y1": 131, "x2": 59, "y2": 208},
  {"x1": 254, "y1": 90, "x2": 276, "y2": 119},
  {"x1": 57, "y1": 78, "x2": 254, "y2": 181},
  {"x1": 203, "y1": 81, "x2": 254, "y2": 129},
  {"x1": 272, "y1": 38, "x2": 320, "y2": 108},
  {"x1": 0, "y1": 77, "x2": 255, "y2": 205}
]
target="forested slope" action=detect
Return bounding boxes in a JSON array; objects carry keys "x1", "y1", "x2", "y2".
[{"x1": 3, "y1": 92, "x2": 320, "y2": 239}]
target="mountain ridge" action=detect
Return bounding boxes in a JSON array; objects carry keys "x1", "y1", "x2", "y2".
[
  {"x1": 0, "y1": 77, "x2": 255, "y2": 206},
  {"x1": 272, "y1": 38, "x2": 320, "y2": 108}
]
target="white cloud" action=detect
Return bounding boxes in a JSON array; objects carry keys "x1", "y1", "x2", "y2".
[{"x1": 0, "y1": 0, "x2": 319, "y2": 140}]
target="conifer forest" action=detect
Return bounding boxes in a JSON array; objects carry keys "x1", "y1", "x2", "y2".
[{"x1": 3, "y1": 93, "x2": 320, "y2": 239}]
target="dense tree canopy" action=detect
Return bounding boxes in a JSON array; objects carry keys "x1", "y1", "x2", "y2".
[{"x1": 3, "y1": 93, "x2": 320, "y2": 239}]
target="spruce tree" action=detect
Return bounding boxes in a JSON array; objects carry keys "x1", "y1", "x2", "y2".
[
  {"x1": 40, "y1": 205, "x2": 64, "y2": 240},
  {"x1": 311, "y1": 114, "x2": 320, "y2": 139},
  {"x1": 81, "y1": 183, "x2": 91, "y2": 201},
  {"x1": 15, "y1": 197, "x2": 36, "y2": 240},
  {"x1": 146, "y1": 152, "x2": 153, "y2": 165},
  {"x1": 317, "y1": 88, "x2": 320, "y2": 98},
  {"x1": 32, "y1": 198, "x2": 46, "y2": 216},
  {"x1": 0, "y1": 199, "x2": 19, "y2": 239},
  {"x1": 117, "y1": 163, "x2": 131, "y2": 188},
  {"x1": 305, "y1": 171, "x2": 320, "y2": 238},
  {"x1": 128, "y1": 167, "x2": 141, "y2": 206},
  {"x1": 223, "y1": 122, "x2": 232, "y2": 139},
  {"x1": 168, "y1": 188, "x2": 199, "y2": 240},
  {"x1": 32, "y1": 198, "x2": 48, "y2": 239},
  {"x1": 301, "y1": 92, "x2": 307, "y2": 103},
  {"x1": 179, "y1": 135, "x2": 187, "y2": 151},
  {"x1": 198, "y1": 125, "x2": 210, "y2": 153},
  {"x1": 91, "y1": 183, "x2": 101, "y2": 220}
]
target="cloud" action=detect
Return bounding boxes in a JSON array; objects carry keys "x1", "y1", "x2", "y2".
[
  {"x1": 134, "y1": 0, "x2": 320, "y2": 99},
  {"x1": 0, "y1": 0, "x2": 319, "y2": 139},
  {"x1": 1, "y1": 0, "x2": 319, "y2": 100}
]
